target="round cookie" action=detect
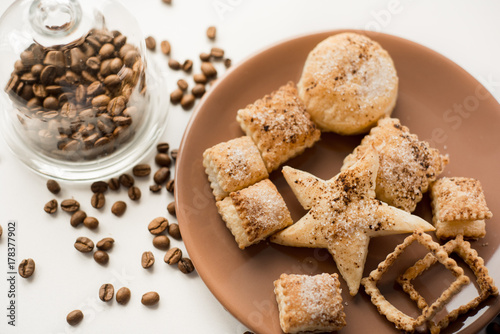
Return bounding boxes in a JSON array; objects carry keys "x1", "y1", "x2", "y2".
[{"x1": 297, "y1": 32, "x2": 398, "y2": 135}]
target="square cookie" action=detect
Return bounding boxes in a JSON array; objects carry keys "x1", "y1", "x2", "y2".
[
  {"x1": 274, "y1": 273, "x2": 346, "y2": 333},
  {"x1": 237, "y1": 81, "x2": 321, "y2": 172},
  {"x1": 430, "y1": 177, "x2": 493, "y2": 239},
  {"x1": 216, "y1": 179, "x2": 293, "y2": 249},
  {"x1": 342, "y1": 117, "x2": 449, "y2": 212},
  {"x1": 203, "y1": 136, "x2": 269, "y2": 201}
]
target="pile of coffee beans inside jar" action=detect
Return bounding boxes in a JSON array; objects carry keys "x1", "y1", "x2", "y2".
[{"x1": 5, "y1": 28, "x2": 147, "y2": 161}]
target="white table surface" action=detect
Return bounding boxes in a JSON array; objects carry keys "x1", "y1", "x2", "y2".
[{"x1": 0, "y1": 0, "x2": 499, "y2": 333}]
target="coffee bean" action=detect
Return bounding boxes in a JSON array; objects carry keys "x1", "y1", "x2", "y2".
[
  {"x1": 167, "y1": 201, "x2": 176, "y2": 216},
  {"x1": 155, "y1": 153, "x2": 171, "y2": 167},
  {"x1": 70, "y1": 210, "x2": 87, "y2": 227},
  {"x1": 170, "y1": 89, "x2": 183, "y2": 104},
  {"x1": 66, "y1": 310, "x2": 83, "y2": 326},
  {"x1": 177, "y1": 79, "x2": 188, "y2": 91},
  {"x1": 168, "y1": 223, "x2": 181, "y2": 239},
  {"x1": 149, "y1": 185, "x2": 162, "y2": 193},
  {"x1": 92, "y1": 94, "x2": 110, "y2": 111},
  {"x1": 160, "y1": 40, "x2": 171, "y2": 55},
  {"x1": 107, "y1": 96, "x2": 126, "y2": 116},
  {"x1": 182, "y1": 59, "x2": 193, "y2": 72},
  {"x1": 154, "y1": 167, "x2": 170, "y2": 185},
  {"x1": 164, "y1": 247, "x2": 182, "y2": 264},
  {"x1": 74, "y1": 237, "x2": 94, "y2": 253},
  {"x1": 99, "y1": 43, "x2": 115, "y2": 59},
  {"x1": 83, "y1": 216, "x2": 99, "y2": 229},
  {"x1": 19, "y1": 258, "x2": 35, "y2": 278},
  {"x1": 116, "y1": 287, "x2": 131, "y2": 305},
  {"x1": 201, "y1": 62, "x2": 217, "y2": 78},
  {"x1": 109, "y1": 57, "x2": 123, "y2": 74},
  {"x1": 162, "y1": 0, "x2": 172, "y2": 4},
  {"x1": 96, "y1": 237, "x2": 114, "y2": 251},
  {"x1": 46, "y1": 179, "x2": 60, "y2": 194},
  {"x1": 113, "y1": 34, "x2": 127, "y2": 48},
  {"x1": 178, "y1": 258, "x2": 194, "y2": 274},
  {"x1": 0, "y1": 225, "x2": 2, "y2": 238},
  {"x1": 61, "y1": 199, "x2": 80, "y2": 212},
  {"x1": 206, "y1": 26, "x2": 216, "y2": 40},
  {"x1": 119, "y1": 174, "x2": 135, "y2": 188},
  {"x1": 44, "y1": 199, "x2": 58, "y2": 214},
  {"x1": 168, "y1": 59, "x2": 181, "y2": 70},
  {"x1": 108, "y1": 178, "x2": 120, "y2": 191},
  {"x1": 43, "y1": 96, "x2": 59, "y2": 110},
  {"x1": 40, "y1": 65, "x2": 57, "y2": 85},
  {"x1": 148, "y1": 217, "x2": 169, "y2": 235},
  {"x1": 192, "y1": 84, "x2": 206, "y2": 98},
  {"x1": 86, "y1": 81, "x2": 104, "y2": 96},
  {"x1": 104, "y1": 74, "x2": 121, "y2": 87},
  {"x1": 128, "y1": 186, "x2": 141, "y2": 201},
  {"x1": 91, "y1": 181, "x2": 108, "y2": 193},
  {"x1": 86, "y1": 56, "x2": 101, "y2": 71},
  {"x1": 224, "y1": 58, "x2": 232, "y2": 68},
  {"x1": 193, "y1": 73, "x2": 207, "y2": 84},
  {"x1": 145, "y1": 36, "x2": 156, "y2": 51},
  {"x1": 211, "y1": 47, "x2": 224, "y2": 59},
  {"x1": 111, "y1": 201, "x2": 127, "y2": 216},
  {"x1": 141, "y1": 251, "x2": 155, "y2": 268},
  {"x1": 91, "y1": 192, "x2": 105, "y2": 209},
  {"x1": 133, "y1": 164, "x2": 151, "y2": 177},
  {"x1": 180, "y1": 94, "x2": 195, "y2": 110},
  {"x1": 199, "y1": 52, "x2": 210, "y2": 62},
  {"x1": 99, "y1": 283, "x2": 114, "y2": 302},
  {"x1": 141, "y1": 291, "x2": 159, "y2": 306},
  {"x1": 152, "y1": 235, "x2": 170, "y2": 250},
  {"x1": 166, "y1": 179, "x2": 175, "y2": 193},
  {"x1": 93, "y1": 250, "x2": 109, "y2": 265}
]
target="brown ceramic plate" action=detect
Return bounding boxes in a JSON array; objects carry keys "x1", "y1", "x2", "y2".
[{"x1": 176, "y1": 30, "x2": 500, "y2": 334}]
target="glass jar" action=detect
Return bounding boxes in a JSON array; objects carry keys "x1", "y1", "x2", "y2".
[{"x1": 0, "y1": 0, "x2": 168, "y2": 181}]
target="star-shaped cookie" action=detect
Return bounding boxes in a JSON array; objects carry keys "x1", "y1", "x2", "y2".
[{"x1": 271, "y1": 149, "x2": 435, "y2": 296}]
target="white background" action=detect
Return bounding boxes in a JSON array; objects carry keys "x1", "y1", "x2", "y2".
[{"x1": 0, "y1": 0, "x2": 499, "y2": 333}]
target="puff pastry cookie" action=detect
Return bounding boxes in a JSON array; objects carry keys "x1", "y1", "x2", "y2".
[
  {"x1": 274, "y1": 273, "x2": 346, "y2": 333},
  {"x1": 298, "y1": 32, "x2": 398, "y2": 135},
  {"x1": 342, "y1": 117, "x2": 449, "y2": 212},
  {"x1": 203, "y1": 136, "x2": 269, "y2": 201},
  {"x1": 430, "y1": 177, "x2": 493, "y2": 239},
  {"x1": 236, "y1": 82, "x2": 321, "y2": 172},
  {"x1": 216, "y1": 179, "x2": 293, "y2": 249}
]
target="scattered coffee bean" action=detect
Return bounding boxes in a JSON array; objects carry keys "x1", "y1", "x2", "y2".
[
  {"x1": 178, "y1": 258, "x2": 194, "y2": 274},
  {"x1": 19, "y1": 258, "x2": 35, "y2": 278},
  {"x1": 156, "y1": 142, "x2": 169, "y2": 153},
  {"x1": 70, "y1": 210, "x2": 87, "y2": 227},
  {"x1": 116, "y1": 287, "x2": 131, "y2": 305},
  {"x1": 91, "y1": 181, "x2": 108, "y2": 193},
  {"x1": 99, "y1": 283, "x2": 114, "y2": 302},
  {"x1": 201, "y1": 62, "x2": 217, "y2": 78},
  {"x1": 44, "y1": 199, "x2": 58, "y2": 214},
  {"x1": 180, "y1": 93, "x2": 195, "y2": 110},
  {"x1": 177, "y1": 79, "x2": 188, "y2": 91},
  {"x1": 211, "y1": 47, "x2": 224, "y2": 59},
  {"x1": 149, "y1": 185, "x2": 162, "y2": 193},
  {"x1": 46, "y1": 179, "x2": 61, "y2": 194},
  {"x1": 119, "y1": 174, "x2": 135, "y2": 188},
  {"x1": 182, "y1": 59, "x2": 193, "y2": 72},
  {"x1": 160, "y1": 40, "x2": 171, "y2": 55},
  {"x1": 162, "y1": 0, "x2": 172, "y2": 4},
  {"x1": 164, "y1": 247, "x2": 182, "y2": 265},
  {"x1": 192, "y1": 84, "x2": 206, "y2": 98},
  {"x1": 132, "y1": 164, "x2": 151, "y2": 177},
  {"x1": 83, "y1": 216, "x2": 99, "y2": 229},
  {"x1": 0, "y1": 225, "x2": 2, "y2": 238},
  {"x1": 166, "y1": 179, "x2": 175, "y2": 193},
  {"x1": 170, "y1": 89, "x2": 183, "y2": 103},
  {"x1": 155, "y1": 153, "x2": 171, "y2": 167},
  {"x1": 154, "y1": 167, "x2": 170, "y2": 185},
  {"x1": 91, "y1": 192, "x2": 105, "y2": 209},
  {"x1": 108, "y1": 177, "x2": 120, "y2": 191},
  {"x1": 224, "y1": 58, "x2": 232, "y2": 68},
  {"x1": 167, "y1": 201, "x2": 176, "y2": 216},
  {"x1": 145, "y1": 36, "x2": 156, "y2": 51},
  {"x1": 66, "y1": 310, "x2": 83, "y2": 326},
  {"x1": 148, "y1": 217, "x2": 169, "y2": 235},
  {"x1": 153, "y1": 235, "x2": 170, "y2": 250},
  {"x1": 206, "y1": 26, "x2": 216, "y2": 40},
  {"x1": 168, "y1": 223, "x2": 181, "y2": 239},
  {"x1": 111, "y1": 201, "x2": 127, "y2": 216},
  {"x1": 128, "y1": 186, "x2": 141, "y2": 201},
  {"x1": 61, "y1": 199, "x2": 80, "y2": 212},
  {"x1": 170, "y1": 149, "x2": 178, "y2": 160},
  {"x1": 74, "y1": 237, "x2": 94, "y2": 253},
  {"x1": 168, "y1": 59, "x2": 181, "y2": 70},
  {"x1": 141, "y1": 251, "x2": 155, "y2": 268},
  {"x1": 199, "y1": 52, "x2": 210, "y2": 62},
  {"x1": 193, "y1": 73, "x2": 207, "y2": 84},
  {"x1": 141, "y1": 291, "x2": 159, "y2": 306},
  {"x1": 93, "y1": 250, "x2": 109, "y2": 265},
  {"x1": 96, "y1": 237, "x2": 114, "y2": 251}
]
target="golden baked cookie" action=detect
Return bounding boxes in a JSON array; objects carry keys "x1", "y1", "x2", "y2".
[
  {"x1": 237, "y1": 82, "x2": 321, "y2": 172},
  {"x1": 203, "y1": 136, "x2": 268, "y2": 201},
  {"x1": 216, "y1": 179, "x2": 293, "y2": 249},
  {"x1": 273, "y1": 273, "x2": 346, "y2": 333},
  {"x1": 342, "y1": 117, "x2": 449, "y2": 212},
  {"x1": 298, "y1": 32, "x2": 398, "y2": 135}
]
